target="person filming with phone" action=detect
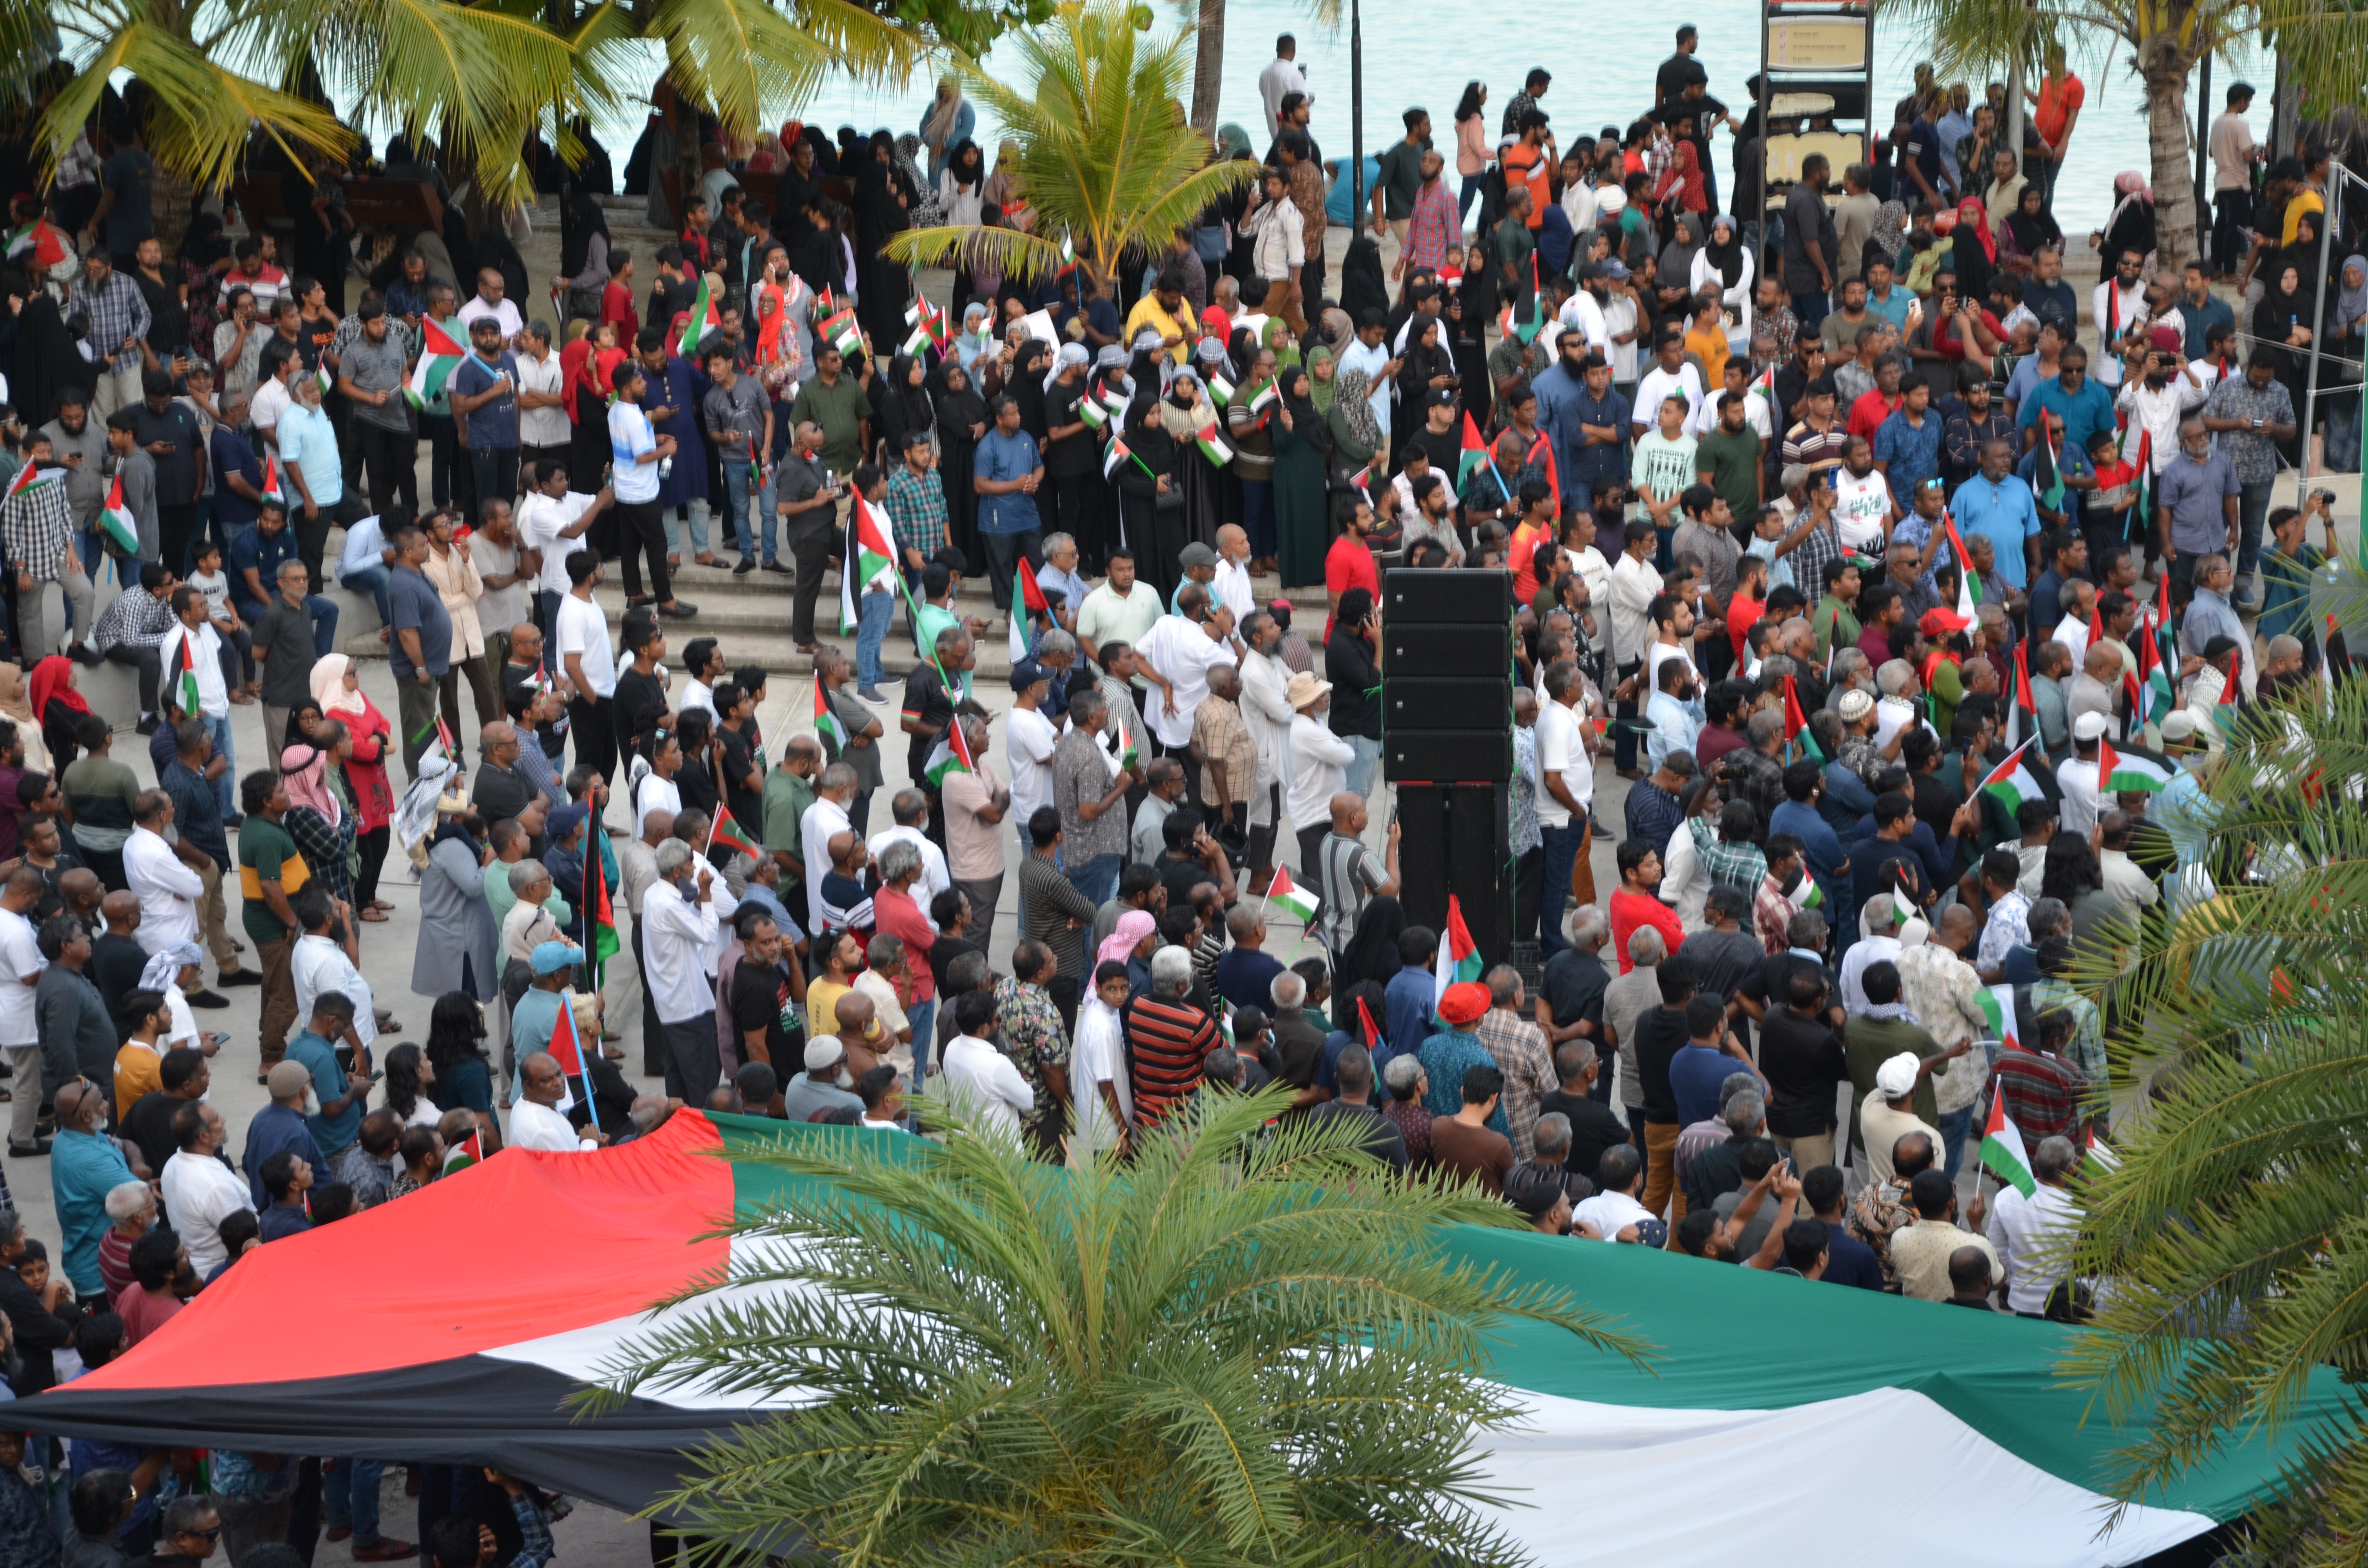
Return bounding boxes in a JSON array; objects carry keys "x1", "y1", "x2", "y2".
[{"x1": 776, "y1": 419, "x2": 843, "y2": 655}]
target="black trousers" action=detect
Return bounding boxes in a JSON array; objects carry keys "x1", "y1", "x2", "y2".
[
  {"x1": 785, "y1": 521, "x2": 833, "y2": 643},
  {"x1": 355, "y1": 420, "x2": 420, "y2": 522},
  {"x1": 296, "y1": 493, "x2": 369, "y2": 590},
  {"x1": 107, "y1": 642, "x2": 161, "y2": 712},
  {"x1": 661, "y1": 1012, "x2": 721, "y2": 1102},
  {"x1": 469, "y1": 446, "x2": 521, "y2": 523},
  {"x1": 982, "y1": 529, "x2": 1042, "y2": 625},
  {"x1": 157, "y1": 502, "x2": 198, "y2": 578},
  {"x1": 571, "y1": 691, "x2": 617, "y2": 784},
  {"x1": 614, "y1": 499, "x2": 671, "y2": 602},
  {"x1": 1041, "y1": 471, "x2": 1111, "y2": 569}
]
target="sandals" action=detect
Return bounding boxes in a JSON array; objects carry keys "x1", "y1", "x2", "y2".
[{"x1": 359, "y1": 907, "x2": 390, "y2": 922}]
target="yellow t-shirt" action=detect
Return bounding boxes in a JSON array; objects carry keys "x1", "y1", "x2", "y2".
[
  {"x1": 806, "y1": 977, "x2": 855, "y2": 1040},
  {"x1": 1123, "y1": 294, "x2": 1193, "y2": 363},
  {"x1": 115, "y1": 1042, "x2": 163, "y2": 1121}
]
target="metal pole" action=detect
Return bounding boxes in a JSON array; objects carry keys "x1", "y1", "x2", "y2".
[
  {"x1": 1350, "y1": 0, "x2": 1365, "y2": 222},
  {"x1": 1754, "y1": 2, "x2": 1768, "y2": 267},
  {"x1": 2299, "y1": 171, "x2": 2338, "y2": 507},
  {"x1": 2195, "y1": 54, "x2": 2211, "y2": 225}
]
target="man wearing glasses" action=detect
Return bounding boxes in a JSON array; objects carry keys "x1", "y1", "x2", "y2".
[{"x1": 151, "y1": 1495, "x2": 224, "y2": 1565}]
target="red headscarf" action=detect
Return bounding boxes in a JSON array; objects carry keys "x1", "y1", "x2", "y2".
[
  {"x1": 1956, "y1": 197, "x2": 1996, "y2": 263},
  {"x1": 28, "y1": 656, "x2": 87, "y2": 722}
]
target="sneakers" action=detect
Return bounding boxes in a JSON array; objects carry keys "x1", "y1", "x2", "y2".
[
  {"x1": 762, "y1": 561, "x2": 793, "y2": 576},
  {"x1": 136, "y1": 715, "x2": 159, "y2": 736},
  {"x1": 858, "y1": 686, "x2": 887, "y2": 703},
  {"x1": 2233, "y1": 574, "x2": 2262, "y2": 614},
  {"x1": 734, "y1": 556, "x2": 757, "y2": 576}
]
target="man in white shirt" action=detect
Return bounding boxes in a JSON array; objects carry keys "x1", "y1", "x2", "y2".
[
  {"x1": 1985, "y1": 1133, "x2": 2084, "y2": 1314},
  {"x1": 1005, "y1": 660, "x2": 1061, "y2": 859},
  {"x1": 2089, "y1": 253, "x2": 2147, "y2": 389},
  {"x1": 1235, "y1": 615, "x2": 1296, "y2": 871},
  {"x1": 1533, "y1": 662, "x2": 1591, "y2": 955},
  {"x1": 159, "y1": 1102, "x2": 254, "y2": 1276},
  {"x1": 1630, "y1": 339, "x2": 1706, "y2": 439},
  {"x1": 509, "y1": 1050, "x2": 602, "y2": 1151},
  {"x1": 2112, "y1": 345, "x2": 2208, "y2": 474},
  {"x1": 1073, "y1": 552, "x2": 1164, "y2": 676},
  {"x1": 1133, "y1": 589, "x2": 1242, "y2": 752},
  {"x1": 869, "y1": 792, "x2": 951, "y2": 911},
  {"x1": 643, "y1": 839, "x2": 724, "y2": 1102},
  {"x1": 1831, "y1": 445, "x2": 1894, "y2": 552},
  {"x1": 123, "y1": 794, "x2": 203, "y2": 954},
  {"x1": 1284, "y1": 674, "x2": 1355, "y2": 882},
  {"x1": 799, "y1": 764, "x2": 857, "y2": 937},
  {"x1": 554, "y1": 551, "x2": 618, "y2": 780},
  {"x1": 1210, "y1": 524, "x2": 1257, "y2": 626},
  {"x1": 513, "y1": 319, "x2": 571, "y2": 466},
  {"x1": 2056, "y1": 712, "x2": 2108, "y2": 838},
  {"x1": 1838, "y1": 894, "x2": 1904, "y2": 1015},
  {"x1": 1558, "y1": 282, "x2": 1611, "y2": 360},
  {"x1": 249, "y1": 350, "x2": 298, "y2": 451},
  {"x1": 939, "y1": 989, "x2": 1035, "y2": 1141},
  {"x1": 518, "y1": 464, "x2": 611, "y2": 631},
  {"x1": 1571, "y1": 1143, "x2": 1656, "y2": 1242},
  {"x1": 0, "y1": 869, "x2": 46, "y2": 1154},
  {"x1": 455, "y1": 268, "x2": 525, "y2": 345},
  {"x1": 290, "y1": 890, "x2": 376, "y2": 1051},
  {"x1": 1258, "y1": 38, "x2": 1309, "y2": 140}
]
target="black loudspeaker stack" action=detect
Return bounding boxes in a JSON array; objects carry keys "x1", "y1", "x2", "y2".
[{"x1": 1380, "y1": 568, "x2": 1516, "y2": 965}]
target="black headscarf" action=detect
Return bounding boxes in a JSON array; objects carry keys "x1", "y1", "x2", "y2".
[
  {"x1": 930, "y1": 356, "x2": 988, "y2": 434},
  {"x1": 12, "y1": 290, "x2": 87, "y2": 431},
  {"x1": 881, "y1": 352, "x2": 937, "y2": 451},
  {"x1": 560, "y1": 180, "x2": 610, "y2": 279},
  {"x1": 853, "y1": 132, "x2": 909, "y2": 254},
  {"x1": 1009, "y1": 339, "x2": 1052, "y2": 439},
  {"x1": 945, "y1": 139, "x2": 985, "y2": 194},
  {"x1": 1702, "y1": 215, "x2": 1745, "y2": 291},
  {"x1": 1337, "y1": 894, "x2": 1406, "y2": 990},
  {"x1": 178, "y1": 212, "x2": 232, "y2": 273},
  {"x1": 1277, "y1": 365, "x2": 1330, "y2": 458},
  {"x1": 1397, "y1": 314, "x2": 1449, "y2": 407},
  {"x1": 1226, "y1": 325, "x2": 1259, "y2": 385},
  {"x1": 802, "y1": 125, "x2": 840, "y2": 177},
  {"x1": 1340, "y1": 233, "x2": 1389, "y2": 322},
  {"x1": 2005, "y1": 186, "x2": 2060, "y2": 259}
]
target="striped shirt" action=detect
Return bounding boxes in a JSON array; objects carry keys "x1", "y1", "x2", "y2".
[{"x1": 1125, "y1": 994, "x2": 1220, "y2": 1126}]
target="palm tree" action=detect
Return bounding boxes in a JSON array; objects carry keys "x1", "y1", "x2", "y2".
[
  {"x1": 2058, "y1": 563, "x2": 2368, "y2": 1559},
  {"x1": 590, "y1": 1088, "x2": 1646, "y2": 1565},
  {"x1": 886, "y1": 0, "x2": 1264, "y2": 299},
  {"x1": 1880, "y1": 0, "x2": 2368, "y2": 273}
]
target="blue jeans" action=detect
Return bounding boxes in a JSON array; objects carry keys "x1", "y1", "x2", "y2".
[
  {"x1": 2236, "y1": 478, "x2": 2274, "y2": 582},
  {"x1": 323, "y1": 1456, "x2": 382, "y2": 1543},
  {"x1": 1936, "y1": 1105, "x2": 1974, "y2": 1182},
  {"x1": 904, "y1": 998, "x2": 937, "y2": 1091},
  {"x1": 1537, "y1": 813, "x2": 1586, "y2": 954},
  {"x1": 1065, "y1": 851, "x2": 1121, "y2": 910},
  {"x1": 1790, "y1": 289, "x2": 1831, "y2": 334},
  {"x1": 854, "y1": 588, "x2": 894, "y2": 686},
  {"x1": 2330, "y1": 400, "x2": 2363, "y2": 474},
  {"x1": 1240, "y1": 478, "x2": 1275, "y2": 560},
  {"x1": 752, "y1": 466, "x2": 780, "y2": 563},
  {"x1": 208, "y1": 712, "x2": 236, "y2": 819},
  {"x1": 341, "y1": 563, "x2": 392, "y2": 627},
  {"x1": 1345, "y1": 734, "x2": 1381, "y2": 801},
  {"x1": 662, "y1": 500, "x2": 713, "y2": 556},
  {"x1": 717, "y1": 457, "x2": 755, "y2": 555}
]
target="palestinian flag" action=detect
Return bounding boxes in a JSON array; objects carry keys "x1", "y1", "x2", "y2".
[
  {"x1": 1432, "y1": 894, "x2": 1483, "y2": 1010},
  {"x1": 1246, "y1": 379, "x2": 1280, "y2": 418},
  {"x1": 1098, "y1": 382, "x2": 1133, "y2": 415},
  {"x1": 440, "y1": 1127, "x2": 482, "y2": 1174},
  {"x1": 838, "y1": 493, "x2": 899, "y2": 636},
  {"x1": 1978, "y1": 1079, "x2": 2035, "y2": 1198},
  {"x1": 1498, "y1": 253, "x2": 1545, "y2": 345},
  {"x1": 1206, "y1": 371, "x2": 1235, "y2": 404},
  {"x1": 1357, "y1": 994, "x2": 1383, "y2": 1052},
  {"x1": 583, "y1": 823, "x2": 621, "y2": 982},
  {"x1": 2134, "y1": 602, "x2": 2175, "y2": 734},
  {"x1": 405, "y1": 316, "x2": 467, "y2": 408},
  {"x1": 2007, "y1": 641, "x2": 2037, "y2": 751},
  {"x1": 1076, "y1": 395, "x2": 1108, "y2": 431},
  {"x1": 1980, "y1": 736, "x2": 2055, "y2": 812},
  {"x1": 4, "y1": 1110, "x2": 2330, "y2": 1561},
  {"x1": 98, "y1": 472, "x2": 139, "y2": 555},
  {"x1": 1748, "y1": 361, "x2": 1778, "y2": 402},
  {"x1": 541, "y1": 992, "x2": 590, "y2": 1115},
  {"x1": 173, "y1": 632, "x2": 203, "y2": 716},
  {"x1": 1458, "y1": 412, "x2": 1490, "y2": 487},
  {"x1": 900, "y1": 296, "x2": 950, "y2": 359},
  {"x1": 2099, "y1": 737, "x2": 2175, "y2": 794},
  {"x1": 2129, "y1": 429, "x2": 2154, "y2": 541},
  {"x1": 676, "y1": 274, "x2": 720, "y2": 357},
  {"x1": 1096, "y1": 721, "x2": 1139, "y2": 778},
  {"x1": 922, "y1": 717, "x2": 977, "y2": 786},
  {"x1": 1977, "y1": 982, "x2": 2020, "y2": 1051},
  {"x1": 1941, "y1": 511, "x2": 1981, "y2": 622},
  {"x1": 812, "y1": 676, "x2": 847, "y2": 751},
  {"x1": 706, "y1": 806, "x2": 760, "y2": 862},
  {"x1": 2032, "y1": 424, "x2": 2065, "y2": 513},
  {"x1": 1103, "y1": 436, "x2": 1155, "y2": 482},
  {"x1": 2214, "y1": 657, "x2": 2243, "y2": 736},
  {"x1": 1010, "y1": 556, "x2": 1050, "y2": 663},
  {"x1": 1526, "y1": 432, "x2": 1559, "y2": 516},
  {"x1": 260, "y1": 455, "x2": 284, "y2": 505},
  {"x1": 1193, "y1": 421, "x2": 1234, "y2": 466},
  {"x1": 1261, "y1": 863, "x2": 1321, "y2": 927},
  {"x1": 1781, "y1": 676, "x2": 1823, "y2": 762},
  {"x1": 5, "y1": 458, "x2": 56, "y2": 499},
  {"x1": 1781, "y1": 866, "x2": 1825, "y2": 911}
]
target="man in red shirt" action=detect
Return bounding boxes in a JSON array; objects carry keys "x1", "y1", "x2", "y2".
[
  {"x1": 1847, "y1": 356, "x2": 1905, "y2": 443},
  {"x1": 2029, "y1": 45, "x2": 2084, "y2": 204},
  {"x1": 1609, "y1": 836, "x2": 1685, "y2": 974},
  {"x1": 870, "y1": 838, "x2": 939, "y2": 1081},
  {"x1": 601, "y1": 250, "x2": 641, "y2": 349},
  {"x1": 1322, "y1": 495, "x2": 1381, "y2": 641}
]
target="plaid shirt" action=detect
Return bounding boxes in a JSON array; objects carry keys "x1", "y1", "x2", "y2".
[
  {"x1": 1994, "y1": 1043, "x2": 2082, "y2": 1142},
  {"x1": 883, "y1": 462, "x2": 949, "y2": 561},
  {"x1": 93, "y1": 584, "x2": 175, "y2": 653},
  {"x1": 2031, "y1": 978, "x2": 2106, "y2": 1088},
  {"x1": 71, "y1": 270, "x2": 153, "y2": 371},
  {"x1": 1788, "y1": 515, "x2": 1849, "y2": 613},
  {"x1": 2, "y1": 474, "x2": 74, "y2": 580},
  {"x1": 1404, "y1": 178, "x2": 1461, "y2": 275},
  {"x1": 1753, "y1": 873, "x2": 1793, "y2": 954},
  {"x1": 1474, "y1": 1008, "x2": 1556, "y2": 1161},
  {"x1": 1700, "y1": 835, "x2": 1768, "y2": 893}
]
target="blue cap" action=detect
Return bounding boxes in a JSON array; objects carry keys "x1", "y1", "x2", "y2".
[
  {"x1": 547, "y1": 802, "x2": 590, "y2": 841},
  {"x1": 531, "y1": 941, "x2": 585, "y2": 976},
  {"x1": 1009, "y1": 659, "x2": 1051, "y2": 692}
]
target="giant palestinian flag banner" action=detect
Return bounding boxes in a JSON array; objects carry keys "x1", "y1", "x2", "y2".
[{"x1": 9, "y1": 1112, "x2": 2350, "y2": 1563}]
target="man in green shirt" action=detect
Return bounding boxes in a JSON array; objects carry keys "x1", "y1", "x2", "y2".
[
  {"x1": 1493, "y1": 186, "x2": 1536, "y2": 322},
  {"x1": 787, "y1": 343, "x2": 874, "y2": 479},
  {"x1": 763, "y1": 733, "x2": 822, "y2": 912},
  {"x1": 1370, "y1": 109, "x2": 1432, "y2": 249},
  {"x1": 1693, "y1": 389, "x2": 1764, "y2": 521},
  {"x1": 237, "y1": 769, "x2": 308, "y2": 1070},
  {"x1": 1813, "y1": 552, "x2": 1862, "y2": 664},
  {"x1": 60, "y1": 716, "x2": 142, "y2": 891}
]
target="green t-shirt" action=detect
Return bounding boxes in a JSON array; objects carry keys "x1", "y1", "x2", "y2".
[
  {"x1": 789, "y1": 374, "x2": 875, "y2": 477},
  {"x1": 762, "y1": 767, "x2": 817, "y2": 855},
  {"x1": 1693, "y1": 426, "x2": 1763, "y2": 521},
  {"x1": 1492, "y1": 219, "x2": 1535, "y2": 316},
  {"x1": 1374, "y1": 139, "x2": 1428, "y2": 219},
  {"x1": 238, "y1": 815, "x2": 308, "y2": 945}
]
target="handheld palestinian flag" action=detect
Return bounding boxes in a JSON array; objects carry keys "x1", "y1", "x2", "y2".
[
  {"x1": 1261, "y1": 863, "x2": 1321, "y2": 928},
  {"x1": 838, "y1": 492, "x2": 900, "y2": 636},
  {"x1": 2007, "y1": 641, "x2": 2037, "y2": 751},
  {"x1": 542, "y1": 991, "x2": 591, "y2": 1114},
  {"x1": 1457, "y1": 411, "x2": 1489, "y2": 487},
  {"x1": 4, "y1": 458, "x2": 55, "y2": 499},
  {"x1": 1098, "y1": 381, "x2": 1132, "y2": 415},
  {"x1": 1781, "y1": 866, "x2": 1825, "y2": 911},
  {"x1": 1888, "y1": 871, "x2": 1919, "y2": 928},
  {"x1": 173, "y1": 631, "x2": 203, "y2": 716},
  {"x1": 1103, "y1": 435, "x2": 1156, "y2": 482},
  {"x1": 2099, "y1": 736, "x2": 2175, "y2": 794},
  {"x1": 900, "y1": 296, "x2": 950, "y2": 358},
  {"x1": 1526, "y1": 432, "x2": 1560, "y2": 515},
  {"x1": 1010, "y1": 556, "x2": 1050, "y2": 663},
  {"x1": 1246, "y1": 379, "x2": 1280, "y2": 417},
  {"x1": 1075, "y1": 394, "x2": 1109, "y2": 431},
  {"x1": 2134, "y1": 597, "x2": 2175, "y2": 733},
  {"x1": 1207, "y1": 370, "x2": 1235, "y2": 404},
  {"x1": 1941, "y1": 511, "x2": 1981, "y2": 622},
  {"x1": 1979, "y1": 1080, "x2": 2035, "y2": 1198},
  {"x1": 98, "y1": 471, "x2": 140, "y2": 555},
  {"x1": 1059, "y1": 232, "x2": 1075, "y2": 270},
  {"x1": 2032, "y1": 423, "x2": 2066, "y2": 513},
  {"x1": 707, "y1": 806, "x2": 760, "y2": 862},
  {"x1": 922, "y1": 716, "x2": 977, "y2": 786},
  {"x1": 405, "y1": 316, "x2": 467, "y2": 408},
  {"x1": 260, "y1": 454, "x2": 284, "y2": 505},
  {"x1": 2214, "y1": 658, "x2": 2243, "y2": 736},
  {"x1": 440, "y1": 1127, "x2": 484, "y2": 1175},
  {"x1": 1977, "y1": 983, "x2": 2020, "y2": 1050},
  {"x1": 1980, "y1": 735, "x2": 2055, "y2": 813},
  {"x1": 1095, "y1": 719, "x2": 1139, "y2": 778},
  {"x1": 1193, "y1": 420, "x2": 1234, "y2": 466},
  {"x1": 676, "y1": 274, "x2": 720, "y2": 357},
  {"x1": 1749, "y1": 360, "x2": 1778, "y2": 402},
  {"x1": 811, "y1": 676, "x2": 847, "y2": 751},
  {"x1": 1432, "y1": 895, "x2": 1483, "y2": 1010},
  {"x1": 1357, "y1": 994, "x2": 1384, "y2": 1052},
  {"x1": 583, "y1": 822, "x2": 621, "y2": 981},
  {"x1": 1781, "y1": 676, "x2": 1823, "y2": 761},
  {"x1": 2130, "y1": 429, "x2": 2155, "y2": 540}
]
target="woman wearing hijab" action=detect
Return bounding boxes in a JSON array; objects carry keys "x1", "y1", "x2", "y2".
[
  {"x1": 1261, "y1": 316, "x2": 1302, "y2": 372},
  {"x1": 1998, "y1": 181, "x2": 2062, "y2": 277},
  {"x1": 28, "y1": 656, "x2": 88, "y2": 773},
  {"x1": 1159, "y1": 368, "x2": 1226, "y2": 551},
  {"x1": 314, "y1": 654, "x2": 397, "y2": 919},
  {"x1": 12, "y1": 286, "x2": 88, "y2": 432},
  {"x1": 938, "y1": 140, "x2": 989, "y2": 311},
  {"x1": 1113, "y1": 374, "x2": 1184, "y2": 605},
  {"x1": 1305, "y1": 343, "x2": 1338, "y2": 419},
  {"x1": 1689, "y1": 215, "x2": 1753, "y2": 345},
  {"x1": 282, "y1": 735, "x2": 358, "y2": 908},
  {"x1": 2254, "y1": 258, "x2": 2318, "y2": 440},
  {"x1": 1655, "y1": 140, "x2": 1709, "y2": 218},
  {"x1": 1947, "y1": 196, "x2": 1996, "y2": 308},
  {"x1": 1339, "y1": 233, "x2": 1389, "y2": 323},
  {"x1": 1324, "y1": 586, "x2": 1383, "y2": 798},
  {"x1": 930, "y1": 355, "x2": 990, "y2": 571},
  {"x1": 2328, "y1": 254, "x2": 2368, "y2": 472},
  {"x1": 1394, "y1": 314, "x2": 1454, "y2": 437},
  {"x1": 0, "y1": 663, "x2": 49, "y2": 775},
  {"x1": 876, "y1": 353, "x2": 939, "y2": 466},
  {"x1": 1272, "y1": 365, "x2": 1332, "y2": 588},
  {"x1": 1656, "y1": 214, "x2": 1705, "y2": 302},
  {"x1": 854, "y1": 132, "x2": 915, "y2": 355},
  {"x1": 1228, "y1": 345, "x2": 1280, "y2": 572},
  {"x1": 414, "y1": 814, "x2": 499, "y2": 1006},
  {"x1": 920, "y1": 81, "x2": 975, "y2": 183},
  {"x1": 555, "y1": 181, "x2": 613, "y2": 321},
  {"x1": 1327, "y1": 367, "x2": 1385, "y2": 490},
  {"x1": 2092, "y1": 172, "x2": 2156, "y2": 285},
  {"x1": 1316, "y1": 307, "x2": 1356, "y2": 362},
  {"x1": 1008, "y1": 338, "x2": 1053, "y2": 443},
  {"x1": 1335, "y1": 893, "x2": 1408, "y2": 991}
]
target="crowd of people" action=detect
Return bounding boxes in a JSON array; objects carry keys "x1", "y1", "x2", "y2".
[{"x1": 0, "y1": 28, "x2": 2340, "y2": 1568}]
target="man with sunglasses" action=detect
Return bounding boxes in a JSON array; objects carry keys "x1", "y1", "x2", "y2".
[{"x1": 152, "y1": 1494, "x2": 225, "y2": 1566}]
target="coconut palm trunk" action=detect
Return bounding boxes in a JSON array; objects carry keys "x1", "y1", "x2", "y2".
[
  {"x1": 2137, "y1": 32, "x2": 2203, "y2": 272},
  {"x1": 1189, "y1": 0, "x2": 1226, "y2": 132}
]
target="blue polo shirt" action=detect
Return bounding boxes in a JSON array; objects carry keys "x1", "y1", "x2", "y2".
[
  {"x1": 973, "y1": 427, "x2": 1042, "y2": 536},
  {"x1": 2016, "y1": 376, "x2": 2118, "y2": 462},
  {"x1": 1863, "y1": 283, "x2": 1915, "y2": 333},
  {"x1": 2180, "y1": 294, "x2": 2235, "y2": 362},
  {"x1": 1949, "y1": 471, "x2": 2043, "y2": 588},
  {"x1": 227, "y1": 519, "x2": 303, "y2": 608},
  {"x1": 387, "y1": 563, "x2": 453, "y2": 678},
  {"x1": 277, "y1": 400, "x2": 344, "y2": 506},
  {"x1": 285, "y1": 1029, "x2": 362, "y2": 1153}
]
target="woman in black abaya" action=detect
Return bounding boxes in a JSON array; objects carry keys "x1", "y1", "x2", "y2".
[
  {"x1": 854, "y1": 132, "x2": 914, "y2": 357},
  {"x1": 1114, "y1": 374, "x2": 1184, "y2": 607},
  {"x1": 929, "y1": 356, "x2": 989, "y2": 573}
]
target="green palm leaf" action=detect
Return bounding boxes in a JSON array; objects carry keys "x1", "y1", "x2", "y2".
[{"x1": 587, "y1": 1087, "x2": 1646, "y2": 1567}]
